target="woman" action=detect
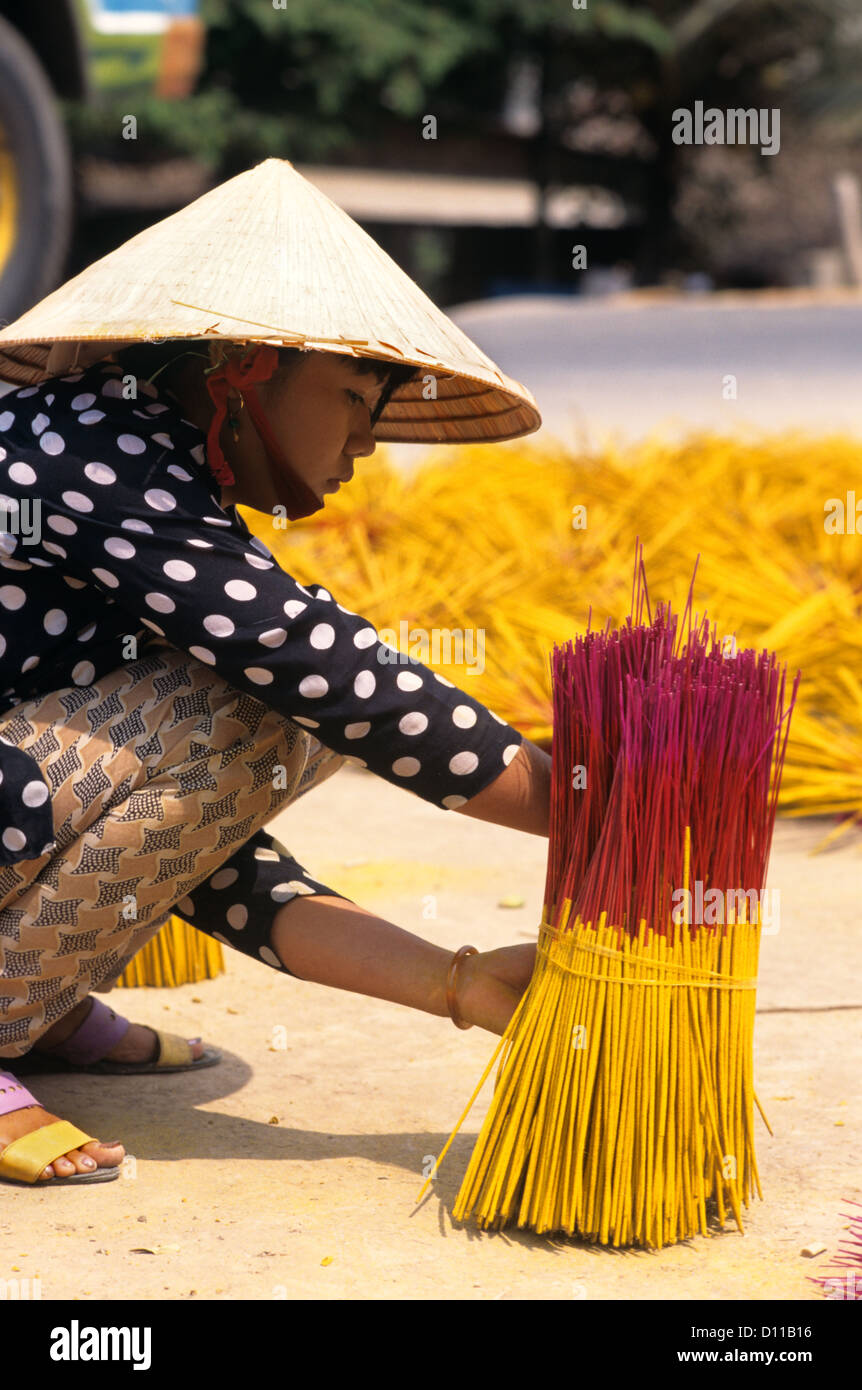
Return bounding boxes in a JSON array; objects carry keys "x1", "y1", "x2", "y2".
[{"x1": 0, "y1": 160, "x2": 548, "y2": 1185}]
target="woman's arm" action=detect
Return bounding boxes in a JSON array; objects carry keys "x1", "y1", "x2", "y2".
[
  {"x1": 271, "y1": 892, "x2": 536, "y2": 1035},
  {"x1": 453, "y1": 737, "x2": 551, "y2": 838}
]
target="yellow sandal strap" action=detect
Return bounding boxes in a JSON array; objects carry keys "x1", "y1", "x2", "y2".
[
  {"x1": 0, "y1": 1120, "x2": 95, "y2": 1183},
  {"x1": 152, "y1": 1031, "x2": 194, "y2": 1068}
]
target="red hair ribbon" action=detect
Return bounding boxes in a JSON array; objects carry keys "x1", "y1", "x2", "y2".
[{"x1": 204, "y1": 343, "x2": 323, "y2": 520}]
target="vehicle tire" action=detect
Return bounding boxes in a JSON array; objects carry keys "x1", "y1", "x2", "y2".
[{"x1": 0, "y1": 13, "x2": 73, "y2": 326}]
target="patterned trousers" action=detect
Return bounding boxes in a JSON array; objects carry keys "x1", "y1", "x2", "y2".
[{"x1": 0, "y1": 646, "x2": 346, "y2": 1058}]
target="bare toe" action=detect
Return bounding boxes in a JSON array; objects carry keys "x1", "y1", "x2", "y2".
[{"x1": 81, "y1": 1138, "x2": 124, "y2": 1169}]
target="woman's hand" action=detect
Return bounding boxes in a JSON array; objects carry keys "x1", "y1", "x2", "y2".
[{"x1": 455, "y1": 942, "x2": 537, "y2": 1035}]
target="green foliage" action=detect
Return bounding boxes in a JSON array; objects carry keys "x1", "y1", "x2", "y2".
[{"x1": 63, "y1": 0, "x2": 862, "y2": 182}]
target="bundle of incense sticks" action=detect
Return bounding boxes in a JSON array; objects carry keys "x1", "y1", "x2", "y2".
[
  {"x1": 115, "y1": 919, "x2": 223, "y2": 988},
  {"x1": 422, "y1": 543, "x2": 800, "y2": 1248}
]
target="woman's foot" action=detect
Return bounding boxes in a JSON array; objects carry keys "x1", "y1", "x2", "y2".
[
  {"x1": 0, "y1": 1100, "x2": 125, "y2": 1181},
  {"x1": 34, "y1": 997, "x2": 205, "y2": 1066}
]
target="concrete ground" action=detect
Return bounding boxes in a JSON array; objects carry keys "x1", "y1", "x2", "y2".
[{"x1": 2, "y1": 765, "x2": 859, "y2": 1302}]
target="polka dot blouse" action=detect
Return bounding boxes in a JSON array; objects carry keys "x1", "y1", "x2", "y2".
[{"x1": 0, "y1": 362, "x2": 524, "y2": 890}]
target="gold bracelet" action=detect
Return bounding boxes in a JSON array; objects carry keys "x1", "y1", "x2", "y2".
[{"x1": 446, "y1": 945, "x2": 478, "y2": 1029}]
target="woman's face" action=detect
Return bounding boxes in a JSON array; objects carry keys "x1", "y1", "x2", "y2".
[{"x1": 217, "y1": 352, "x2": 385, "y2": 514}]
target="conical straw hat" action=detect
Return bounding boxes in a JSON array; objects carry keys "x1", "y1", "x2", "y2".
[{"x1": 0, "y1": 158, "x2": 541, "y2": 444}]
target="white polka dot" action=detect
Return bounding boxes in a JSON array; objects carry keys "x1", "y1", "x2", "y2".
[
  {"x1": 272, "y1": 881, "x2": 314, "y2": 901},
  {"x1": 210, "y1": 867, "x2": 239, "y2": 890},
  {"x1": 145, "y1": 592, "x2": 175, "y2": 613},
  {"x1": 15, "y1": 387, "x2": 38, "y2": 397},
  {"x1": 0, "y1": 411, "x2": 14, "y2": 430},
  {"x1": 0, "y1": 636, "x2": 5, "y2": 658},
  {"x1": 164, "y1": 559, "x2": 196, "y2": 582},
  {"x1": 314, "y1": 587, "x2": 332, "y2": 601},
  {"x1": 144, "y1": 488, "x2": 176, "y2": 511},
  {"x1": 434, "y1": 673, "x2": 455, "y2": 688},
  {"x1": 503, "y1": 744, "x2": 520, "y2": 765},
  {"x1": 449, "y1": 751, "x2": 479, "y2": 776},
  {"x1": 101, "y1": 378, "x2": 122, "y2": 399},
  {"x1": 0, "y1": 585, "x2": 25, "y2": 610},
  {"x1": 39, "y1": 432, "x2": 65, "y2": 454},
  {"x1": 258, "y1": 946, "x2": 282, "y2": 969},
  {"x1": 84, "y1": 462, "x2": 116, "y2": 485},
  {"x1": 0, "y1": 447, "x2": 5, "y2": 462},
  {"x1": 203, "y1": 514, "x2": 231, "y2": 526},
  {"x1": 140, "y1": 618, "x2": 165, "y2": 636},
  {"x1": 291, "y1": 715, "x2": 320, "y2": 728},
  {"x1": 204, "y1": 614, "x2": 234, "y2": 637},
  {"x1": 211, "y1": 932, "x2": 231, "y2": 946},
  {"x1": 244, "y1": 667, "x2": 273, "y2": 685},
  {"x1": 22, "y1": 780, "x2": 49, "y2": 807},
  {"x1": 353, "y1": 627, "x2": 378, "y2": 649},
  {"x1": 490, "y1": 711, "x2": 506, "y2": 723},
  {"x1": 72, "y1": 660, "x2": 96, "y2": 686},
  {"x1": 122, "y1": 518, "x2": 153, "y2": 534},
  {"x1": 298, "y1": 674, "x2": 328, "y2": 698},
  {"x1": 8, "y1": 462, "x2": 36, "y2": 486},
  {"x1": 226, "y1": 904, "x2": 248, "y2": 930},
  {"x1": 392, "y1": 757, "x2": 421, "y2": 777},
  {"x1": 225, "y1": 579, "x2": 256, "y2": 602},
  {"x1": 105, "y1": 536, "x2": 136, "y2": 560},
  {"x1": 145, "y1": 401, "x2": 168, "y2": 414},
  {"x1": 47, "y1": 514, "x2": 77, "y2": 535},
  {"x1": 92, "y1": 568, "x2": 119, "y2": 588},
  {"x1": 354, "y1": 670, "x2": 376, "y2": 699},
  {"x1": 283, "y1": 600, "x2": 307, "y2": 619},
  {"x1": 43, "y1": 608, "x2": 67, "y2": 634},
  {"x1": 0, "y1": 494, "x2": 17, "y2": 512},
  {"x1": 309, "y1": 623, "x2": 335, "y2": 650},
  {"x1": 399, "y1": 711, "x2": 428, "y2": 736},
  {"x1": 62, "y1": 491, "x2": 93, "y2": 512},
  {"x1": 186, "y1": 538, "x2": 213, "y2": 549},
  {"x1": 71, "y1": 393, "x2": 97, "y2": 410},
  {"x1": 77, "y1": 622, "x2": 97, "y2": 641},
  {"x1": 153, "y1": 438, "x2": 176, "y2": 453},
  {"x1": 244, "y1": 553, "x2": 273, "y2": 570},
  {"x1": 77, "y1": 409, "x2": 106, "y2": 425},
  {"x1": 396, "y1": 671, "x2": 423, "y2": 691},
  {"x1": 21, "y1": 655, "x2": 39, "y2": 672},
  {"x1": 452, "y1": 705, "x2": 477, "y2": 728},
  {"x1": 43, "y1": 542, "x2": 67, "y2": 559},
  {"x1": 259, "y1": 628, "x2": 286, "y2": 648},
  {"x1": 118, "y1": 434, "x2": 146, "y2": 454},
  {"x1": 443, "y1": 794, "x2": 468, "y2": 809},
  {"x1": 177, "y1": 896, "x2": 195, "y2": 915},
  {"x1": 30, "y1": 413, "x2": 49, "y2": 436},
  {"x1": 254, "y1": 847, "x2": 281, "y2": 862},
  {"x1": 166, "y1": 464, "x2": 192, "y2": 482},
  {"x1": 2, "y1": 828, "x2": 26, "y2": 852},
  {"x1": 61, "y1": 373, "x2": 83, "y2": 382},
  {"x1": 345, "y1": 721, "x2": 370, "y2": 739},
  {"x1": 188, "y1": 646, "x2": 215, "y2": 664}
]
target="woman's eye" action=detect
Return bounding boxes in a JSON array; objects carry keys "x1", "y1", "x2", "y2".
[{"x1": 347, "y1": 389, "x2": 367, "y2": 407}]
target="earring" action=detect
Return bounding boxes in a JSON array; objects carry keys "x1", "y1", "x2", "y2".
[{"x1": 228, "y1": 393, "x2": 244, "y2": 440}]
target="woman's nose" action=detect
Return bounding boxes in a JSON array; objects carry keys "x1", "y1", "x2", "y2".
[{"x1": 347, "y1": 421, "x2": 377, "y2": 458}]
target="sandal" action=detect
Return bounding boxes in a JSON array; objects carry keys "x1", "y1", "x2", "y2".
[
  {"x1": 13, "y1": 997, "x2": 221, "y2": 1077},
  {"x1": 0, "y1": 1071, "x2": 119, "y2": 1185}
]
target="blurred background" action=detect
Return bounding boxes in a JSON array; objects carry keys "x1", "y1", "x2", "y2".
[{"x1": 2, "y1": 0, "x2": 862, "y2": 442}]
